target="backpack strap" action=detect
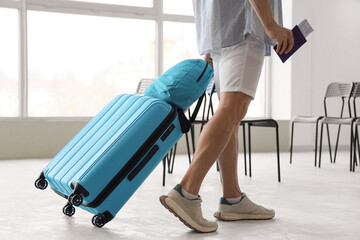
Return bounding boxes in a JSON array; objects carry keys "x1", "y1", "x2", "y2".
[
  {"x1": 190, "y1": 92, "x2": 205, "y2": 123},
  {"x1": 177, "y1": 109, "x2": 191, "y2": 133},
  {"x1": 177, "y1": 93, "x2": 206, "y2": 133}
]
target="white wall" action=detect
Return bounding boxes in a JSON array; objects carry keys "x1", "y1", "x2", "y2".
[
  {"x1": 270, "y1": 0, "x2": 292, "y2": 120},
  {"x1": 290, "y1": 0, "x2": 360, "y2": 149}
]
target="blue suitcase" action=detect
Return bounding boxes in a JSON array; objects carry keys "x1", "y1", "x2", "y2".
[{"x1": 34, "y1": 94, "x2": 185, "y2": 227}]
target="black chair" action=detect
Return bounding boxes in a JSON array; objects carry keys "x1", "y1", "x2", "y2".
[
  {"x1": 318, "y1": 82, "x2": 356, "y2": 170},
  {"x1": 188, "y1": 79, "x2": 216, "y2": 155},
  {"x1": 241, "y1": 119, "x2": 281, "y2": 182},
  {"x1": 167, "y1": 80, "x2": 217, "y2": 174},
  {"x1": 186, "y1": 82, "x2": 280, "y2": 181}
]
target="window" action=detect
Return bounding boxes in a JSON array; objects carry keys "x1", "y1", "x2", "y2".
[
  {"x1": 163, "y1": 21, "x2": 199, "y2": 72},
  {"x1": 0, "y1": 0, "x2": 269, "y2": 119},
  {"x1": 163, "y1": 0, "x2": 193, "y2": 16},
  {"x1": 27, "y1": 11, "x2": 155, "y2": 117},
  {"x1": 0, "y1": 8, "x2": 19, "y2": 117},
  {"x1": 67, "y1": 0, "x2": 152, "y2": 7}
]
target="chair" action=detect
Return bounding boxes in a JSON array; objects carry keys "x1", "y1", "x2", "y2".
[
  {"x1": 318, "y1": 82, "x2": 356, "y2": 170},
  {"x1": 186, "y1": 82, "x2": 280, "y2": 181},
  {"x1": 290, "y1": 116, "x2": 323, "y2": 166},
  {"x1": 319, "y1": 117, "x2": 356, "y2": 171},
  {"x1": 352, "y1": 119, "x2": 360, "y2": 171},
  {"x1": 135, "y1": 78, "x2": 155, "y2": 95},
  {"x1": 167, "y1": 79, "x2": 217, "y2": 173},
  {"x1": 350, "y1": 82, "x2": 360, "y2": 170},
  {"x1": 241, "y1": 118, "x2": 281, "y2": 182},
  {"x1": 188, "y1": 79, "x2": 216, "y2": 155},
  {"x1": 290, "y1": 82, "x2": 353, "y2": 167}
]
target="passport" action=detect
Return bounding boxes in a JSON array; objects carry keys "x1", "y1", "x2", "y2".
[{"x1": 274, "y1": 19, "x2": 313, "y2": 63}]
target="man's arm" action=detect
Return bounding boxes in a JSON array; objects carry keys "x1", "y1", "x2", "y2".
[{"x1": 249, "y1": 0, "x2": 294, "y2": 54}]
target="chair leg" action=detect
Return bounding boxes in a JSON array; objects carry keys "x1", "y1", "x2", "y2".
[
  {"x1": 162, "y1": 157, "x2": 166, "y2": 186},
  {"x1": 185, "y1": 133, "x2": 192, "y2": 165},
  {"x1": 191, "y1": 125, "x2": 196, "y2": 154},
  {"x1": 248, "y1": 125, "x2": 252, "y2": 178},
  {"x1": 314, "y1": 119, "x2": 321, "y2": 167},
  {"x1": 167, "y1": 147, "x2": 173, "y2": 173},
  {"x1": 242, "y1": 123, "x2": 247, "y2": 176},
  {"x1": 275, "y1": 126, "x2": 281, "y2": 182},
  {"x1": 169, "y1": 143, "x2": 178, "y2": 174},
  {"x1": 333, "y1": 124, "x2": 342, "y2": 163},
  {"x1": 350, "y1": 123, "x2": 354, "y2": 172},
  {"x1": 325, "y1": 123, "x2": 333, "y2": 163},
  {"x1": 200, "y1": 97, "x2": 207, "y2": 132},
  {"x1": 354, "y1": 126, "x2": 358, "y2": 171},
  {"x1": 319, "y1": 123, "x2": 324, "y2": 168},
  {"x1": 355, "y1": 126, "x2": 359, "y2": 167},
  {"x1": 290, "y1": 121, "x2": 295, "y2": 164}
]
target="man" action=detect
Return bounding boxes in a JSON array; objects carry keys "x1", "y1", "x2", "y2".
[{"x1": 160, "y1": 0, "x2": 294, "y2": 233}]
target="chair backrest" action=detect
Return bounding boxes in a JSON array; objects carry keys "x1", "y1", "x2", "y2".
[
  {"x1": 323, "y1": 82, "x2": 354, "y2": 117},
  {"x1": 324, "y1": 82, "x2": 353, "y2": 99},
  {"x1": 351, "y1": 82, "x2": 360, "y2": 117},
  {"x1": 351, "y1": 82, "x2": 360, "y2": 98},
  {"x1": 135, "y1": 78, "x2": 154, "y2": 95}
]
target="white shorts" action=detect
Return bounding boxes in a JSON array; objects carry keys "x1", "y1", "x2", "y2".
[{"x1": 211, "y1": 34, "x2": 265, "y2": 99}]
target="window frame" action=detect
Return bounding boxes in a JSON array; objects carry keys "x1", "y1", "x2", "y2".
[{"x1": 0, "y1": 0, "x2": 269, "y2": 120}]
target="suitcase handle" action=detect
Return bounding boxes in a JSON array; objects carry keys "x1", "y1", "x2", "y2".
[{"x1": 127, "y1": 145, "x2": 159, "y2": 181}]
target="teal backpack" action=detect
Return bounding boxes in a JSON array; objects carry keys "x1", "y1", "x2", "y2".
[{"x1": 144, "y1": 59, "x2": 213, "y2": 111}]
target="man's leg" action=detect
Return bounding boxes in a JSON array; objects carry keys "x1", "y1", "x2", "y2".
[
  {"x1": 218, "y1": 125, "x2": 242, "y2": 199},
  {"x1": 179, "y1": 92, "x2": 251, "y2": 195},
  {"x1": 159, "y1": 92, "x2": 251, "y2": 232},
  {"x1": 214, "y1": 110, "x2": 276, "y2": 222}
]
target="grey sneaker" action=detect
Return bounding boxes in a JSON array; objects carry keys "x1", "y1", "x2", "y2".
[
  {"x1": 160, "y1": 184, "x2": 218, "y2": 233},
  {"x1": 214, "y1": 193, "x2": 275, "y2": 221}
]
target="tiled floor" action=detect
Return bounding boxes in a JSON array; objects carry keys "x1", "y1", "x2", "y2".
[{"x1": 1, "y1": 151, "x2": 359, "y2": 240}]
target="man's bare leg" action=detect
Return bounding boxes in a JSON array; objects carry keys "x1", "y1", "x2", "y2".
[
  {"x1": 218, "y1": 125, "x2": 242, "y2": 198},
  {"x1": 180, "y1": 92, "x2": 251, "y2": 195}
]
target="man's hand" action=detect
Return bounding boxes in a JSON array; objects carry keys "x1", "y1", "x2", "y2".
[
  {"x1": 204, "y1": 53, "x2": 213, "y2": 68},
  {"x1": 249, "y1": 0, "x2": 294, "y2": 55},
  {"x1": 266, "y1": 25, "x2": 294, "y2": 55}
]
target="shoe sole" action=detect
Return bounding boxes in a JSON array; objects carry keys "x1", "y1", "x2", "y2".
[
  {"x1": 214, "y1": 211, "x2": 275, "y2": 221},
  {"x1": 159, "y1": 195, "x2": 217, "y2": 233}
]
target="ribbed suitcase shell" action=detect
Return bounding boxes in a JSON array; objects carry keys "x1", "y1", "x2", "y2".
[{"x1": 41, "y1": 94, "x2": 182, "y2": 224}]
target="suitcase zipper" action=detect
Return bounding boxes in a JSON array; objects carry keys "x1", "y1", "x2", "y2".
[{"x1": 83, "y1": 107, "x2": 177, "y2": 208}]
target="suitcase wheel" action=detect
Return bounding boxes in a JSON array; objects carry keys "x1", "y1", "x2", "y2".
[
  {"x1": 63, "y1": 204, "x2": 75, "y2": 217},
  {"x1": 69, "y1": 194, "x2": 83, "y2": 207},
  {"x1": 92, "y1": 214, "x2": 106, "y2": 228},
  {"x1": 34, "y1": 178, "x2": 48, "y2": 190}
]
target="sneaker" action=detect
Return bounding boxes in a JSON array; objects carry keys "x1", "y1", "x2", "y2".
[
  {"x1": 213, "y1": 193, "x2": 275, "y2": 221},
  {"x1": 159, "y1": 184, "x2": 218, "y2": 233}
]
